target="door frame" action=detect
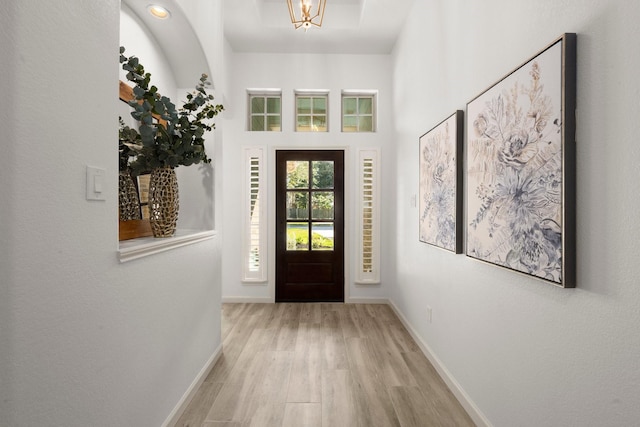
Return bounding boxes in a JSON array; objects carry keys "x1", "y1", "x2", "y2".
[{"x1": 268, "y1": 146, "x2": 351, "y2": 303}]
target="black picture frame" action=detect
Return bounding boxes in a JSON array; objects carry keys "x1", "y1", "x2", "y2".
[
  {"x1": 465, "y1": 33, "x2": 576, "y2": 287},
  {"x1": 419, "y1": 110, "x2": 464, "y2": 253}
]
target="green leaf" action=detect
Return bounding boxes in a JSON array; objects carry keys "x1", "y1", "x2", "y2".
[
  {"x1": 133, "y1": 86, "x2": 145, "y2": 98},
  {"x1": 120, "y1": 48, "x2": 222, "y2": 170}
]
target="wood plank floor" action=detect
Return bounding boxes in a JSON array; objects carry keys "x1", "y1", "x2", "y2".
[{"x1": 175, "y1": 303, "x2": 475, "y2": 427}]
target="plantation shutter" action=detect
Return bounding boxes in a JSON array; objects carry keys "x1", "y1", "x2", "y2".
[
  {"x1": 357, "y1": 149, "x2": 380, "y2": 283},
  {"x1": 242, "y1": 147, "x2": 267, "y2": 282}
]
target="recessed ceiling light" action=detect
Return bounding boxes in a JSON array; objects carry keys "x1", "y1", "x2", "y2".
[{"x1": 148, "y1": 5, "x2": 170, "y2": 19}]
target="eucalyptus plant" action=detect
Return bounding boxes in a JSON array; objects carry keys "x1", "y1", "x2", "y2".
[{"x1": 119, "y1": 46, "x2": 224, "y2": 175}]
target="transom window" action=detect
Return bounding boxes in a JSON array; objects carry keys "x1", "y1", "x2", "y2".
[
  {"x1": 342, "y1": 92, "x2": 376, "y2": 132},
  {"x1": 296, "y1": 92, "x2": 328, "y2": 132},
  {"x1": 248, "y1": 91, "x2": 281, "y2": 131}
]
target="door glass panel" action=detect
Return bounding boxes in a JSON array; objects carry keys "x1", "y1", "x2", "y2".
[
  {"x1": 287, "y1": 161, "x2": 309, "y2": 189},
  {"x1": 312, "y1": 223, "x2": 334, "y2": 251},
  {"x1": 287, "y1": 222, "x2": 309, "y2": 251},
  {"x1": 287, "y1": 191, "x2": 309, "y2": 220},
  {"x1": 312, "y1": 192, "x2": 334, "y2": 220},
  {"x1": 312, "y1": 161, "x2": 334, "y2": 189}
]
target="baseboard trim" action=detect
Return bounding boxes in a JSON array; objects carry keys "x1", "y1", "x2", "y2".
[
  {"x1": 222, "y1": 297, "x2": 390, "y2": 304},
  {"x1": 387, "y1": 300, "x2": 492, "y2": 427},
  {"x1": 222, "y1": 296, "x2": 273, "y2": 303},
  {"x1": 162, "y1": 343, "x2": 223, "y2": 427},
  {"x1": 346, "y1": 297, "x2": 390, "y2": 304}
]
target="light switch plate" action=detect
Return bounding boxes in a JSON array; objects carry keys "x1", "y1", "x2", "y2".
[{"x1": 86, "y1": 166, "x2": 106, "y2": 201}]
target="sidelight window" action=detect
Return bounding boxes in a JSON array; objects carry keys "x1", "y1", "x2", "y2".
[
  {"x1": 357, "y1": 149, "x2": 380, "y2": 283},
  {"x1": 242, "y1": 147, "x2": 267, "y2": 282}
]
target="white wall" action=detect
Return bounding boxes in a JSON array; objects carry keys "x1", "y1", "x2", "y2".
[
  {"x1": 178, "y1": 0, "x2": 227, "y2": 100},
  {"x1": 0, "y1": 2, "x2": 222, "y2": 426},
  {"x1": 120, "y1": 4, "x2": 178, "y2": 97},
  {"x1": 391, "y1": 0, "x2": 640, "y2": 426},
  {"x1": 221, "y1": 53, "x2": 396, "y2": 302}
]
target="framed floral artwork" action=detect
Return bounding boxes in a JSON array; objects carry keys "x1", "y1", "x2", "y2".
[
  {"x1": 419, "y1": 110, "x2": 463, "y2": 253},
  {"x1": 466, "y1": 33, "x2": 576, "y2": 287}
]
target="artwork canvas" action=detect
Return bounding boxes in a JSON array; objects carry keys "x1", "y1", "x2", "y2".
[
  {"x1": 419, "y1": 110, "x2": 463, "y2": 253},
  {"x1": 466, "y1": 34, "x2": 576, "y2": 287}
]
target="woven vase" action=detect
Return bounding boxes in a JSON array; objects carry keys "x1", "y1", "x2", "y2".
[
  {"x1": 119, "y1": 171, "x2": 141, "y2": 221},
  {"x1": 148, "y1": 166, "x2": 179, "y2": 237}
]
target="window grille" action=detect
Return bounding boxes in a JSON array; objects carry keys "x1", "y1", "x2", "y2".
[
  {"x1": 342, "y1": 92, "x2": 376, "y2": 132},
  {"x1": 295, "y1": 92, "x2": 328, "y2": 132},
  {"x1": 248, "y1": 91, "x2": 281, "y2": 131}
]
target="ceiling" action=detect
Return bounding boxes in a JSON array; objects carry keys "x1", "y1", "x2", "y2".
[
  {"x1": 121, "y1": 0, "x2": 413, "y2": 87},
  {"x1": 122, "y1": 0, "x2": 210, "y2": 86},
  {"x1": 223, "y1": 0, "x2": 415, "y2": 54}
]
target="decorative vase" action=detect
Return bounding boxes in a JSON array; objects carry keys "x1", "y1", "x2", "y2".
[
  {"x1": 119, "y1": 171, "x2": 141, "y2": 221},
  {"x1": 148, "y1": 166, "x2": 179, "y2": 237}
]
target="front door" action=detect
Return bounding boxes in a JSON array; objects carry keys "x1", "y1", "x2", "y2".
[{"x1": 275, "y1": 150, "x2": 344, "y2": 302}]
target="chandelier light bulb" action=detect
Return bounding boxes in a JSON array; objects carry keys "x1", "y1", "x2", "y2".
[{"x1": 287, "y1": 0, "x2": 326, "y2": 30}]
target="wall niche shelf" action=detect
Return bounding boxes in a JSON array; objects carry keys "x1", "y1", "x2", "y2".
[{"x1": 118, "y1": 229, "x2": 216, "y2": 262}]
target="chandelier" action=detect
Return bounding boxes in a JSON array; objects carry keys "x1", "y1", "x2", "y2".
[{"x1": 287, "y1": 0, "x2": 326, "y2": 30}]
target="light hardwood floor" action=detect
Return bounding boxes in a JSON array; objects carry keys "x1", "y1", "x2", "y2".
[{"x1": 175, "y1": 303, "x2": 475, "y2": 427}]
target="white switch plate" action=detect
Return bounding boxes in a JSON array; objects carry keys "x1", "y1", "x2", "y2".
[
  {"x1": 86, "y1": 166, "x2": 106, "y2": 201},
  {"x1": 411, "y1": 194, "x2": 417, "y2": 208}
]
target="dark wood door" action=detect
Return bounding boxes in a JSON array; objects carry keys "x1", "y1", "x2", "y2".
[{"x1": 276, "y1": 150, "x2": 344, "y2": 302}]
